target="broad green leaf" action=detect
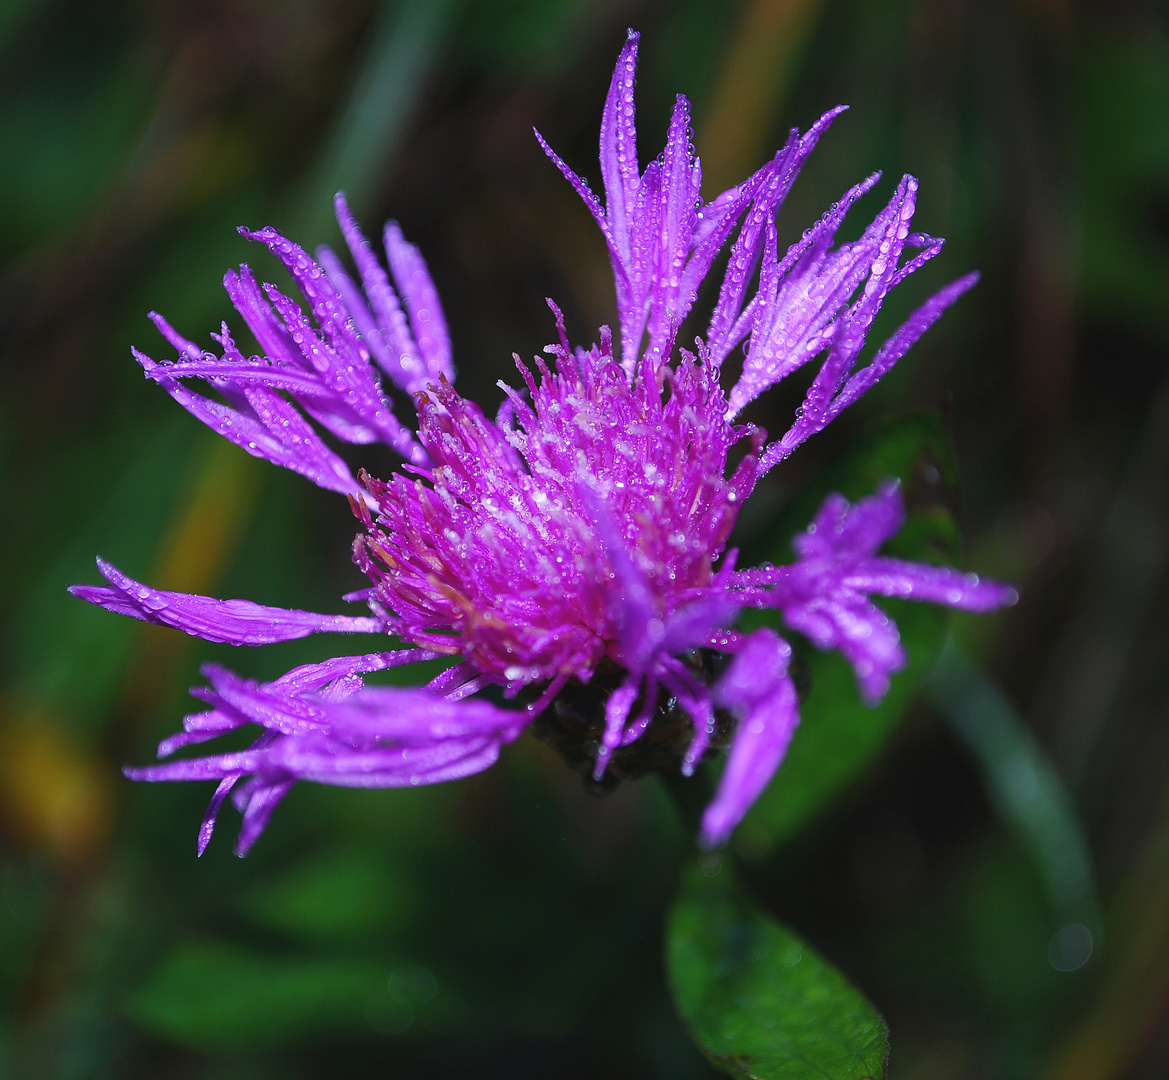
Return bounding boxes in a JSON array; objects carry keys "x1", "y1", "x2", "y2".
[
  {"x1": 667, "y1": 860, "x2": 888, "y2": 1079},
  {"x1": 734, "y1": 412, "x2": 961, "y2": 856},
  {"x1": 124, "y1": 942, "x2": 389, "y2": 1050},
  {"x1": 737, "y1": 600, "x2": 948, "y2": 855},
  {"x1": 240, "y1": 847, "x2": 420, "y2": 941}
]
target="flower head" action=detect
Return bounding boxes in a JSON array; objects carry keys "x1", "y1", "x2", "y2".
[{"x1": 73, "y1": 30, "x2": 1013, "y2": 855}]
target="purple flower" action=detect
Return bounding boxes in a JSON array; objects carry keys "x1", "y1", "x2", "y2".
[{"x1": 73, "y1": 30, "x2": 1014, "y2": 855}]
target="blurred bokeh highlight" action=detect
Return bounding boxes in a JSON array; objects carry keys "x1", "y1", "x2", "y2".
[{"x1": 1, "y1": 0, "x2": 1167, "y2": 1076}]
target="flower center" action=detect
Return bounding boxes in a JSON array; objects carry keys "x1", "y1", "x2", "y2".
[{"x1": 352, "y1": 346, "x2": 758, "y2": 687}]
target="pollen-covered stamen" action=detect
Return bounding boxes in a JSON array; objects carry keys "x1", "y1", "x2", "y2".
[{"x1": 352, "y1": 330, "x2": 753, "y2": 691}]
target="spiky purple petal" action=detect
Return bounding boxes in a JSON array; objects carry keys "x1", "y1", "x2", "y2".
[
  {"x1": 127, "y1": 663, "x2": 524, "y2": 854},
  {"x1": 739, "y1": 484, "x2": 1015, "y2": 701},
  {"x1": 135, "y1": 217, "x2": 441, "y2": 487},
  {"x1": 701, "y1": 628, "x2": 800, "y2": 847},
  {"x1": 70, "y1": 559, "x2": 382, "y2": 645}
]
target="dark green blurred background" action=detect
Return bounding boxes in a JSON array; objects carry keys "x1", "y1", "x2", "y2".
[{"x1": 1, "y1": 0, "x2": 1167, "y2": 1076}]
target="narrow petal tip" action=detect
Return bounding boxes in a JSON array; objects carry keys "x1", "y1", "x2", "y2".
[
  {"x1": 697, "y1": 816, "x2": 730, "y2": 851},
  {"x1": 953, "y1": 269, "x2": 981, "y2": 294}
]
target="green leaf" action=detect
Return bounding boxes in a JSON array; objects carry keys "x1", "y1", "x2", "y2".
[
  {"x1": 0, "y1": 24, "x2": 153, "y2": 258},
  {"x1": 6, "y1": 416, "x2": 198, "y2": 733},
  {"x1": 295, "y1": 0, "x2": 462, "y2": 244},
  {"x1": 747, "y1": 412, "x2": 960, "y2": 552},
  {"x1": 667, "y1": 860, "x2": 888, "y2": 1079},
  {"x1": 240, "y1": 847, "x2": 420, "y2": 941},
  {"x1": 925, "y1": 640, "x2": 1101, "y2": 933},
  {"x1": 734, "y1": 412, "x2": 961, "y2": 856},
  {"x1": 124, "y1": 942, "x2": 389, "y2": 1050}
]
